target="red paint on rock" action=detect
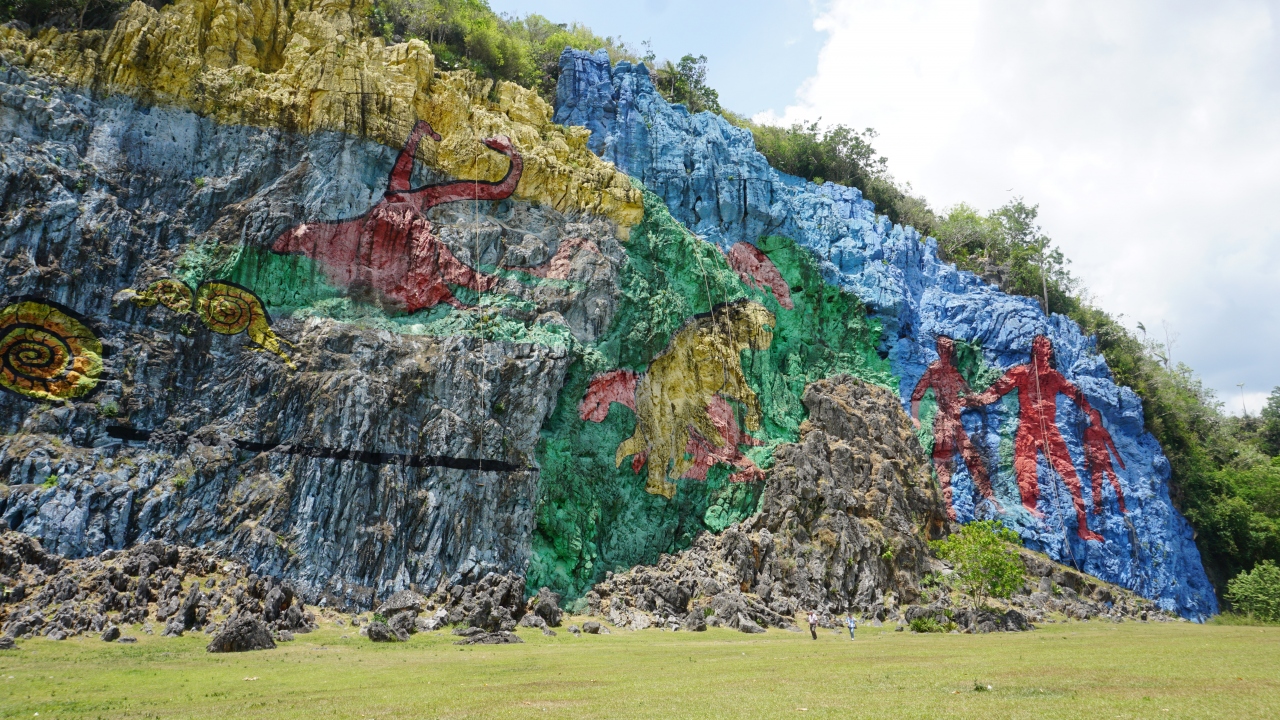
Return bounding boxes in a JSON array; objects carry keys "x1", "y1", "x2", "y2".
[
  {"x1": 681, "y1": 396, "x2": 764, "y2": 483},
  {"x1": 271, "y1": 121, "x2": 522, "y2": 312},
  {"x1": 1083, "y1": 407, "x2": 1127, "y2": 514},
  {"x1": 967, "y1": 335, "x2": 1119, "y2": 542},
  {"x1": 910, "y1": 336, "x2": 997, "y2": 521},
  {"x1": 726, "y1": 242, "x2": 793, "y2": 310},
  {"x1": 579, "y1": 369, "x2": 638, "y2": 422}
]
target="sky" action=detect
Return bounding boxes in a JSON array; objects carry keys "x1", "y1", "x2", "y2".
[{"x1": 491, "y1": 0, "x2": 1280, "y2": 415}]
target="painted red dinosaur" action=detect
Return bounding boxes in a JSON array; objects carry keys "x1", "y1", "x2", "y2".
[{"x1": 272, "y1": 120, "x2": 522, "y2": 312}]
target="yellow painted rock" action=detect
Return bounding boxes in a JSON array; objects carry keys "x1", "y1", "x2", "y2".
[
  {"x1": 616, "y1": 301, "x2": 776, "y2": 498},
  {"x1": 0, "y1": 0, "x2": 642, "y2": 230}
]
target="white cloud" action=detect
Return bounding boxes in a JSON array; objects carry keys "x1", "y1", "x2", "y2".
[{"x1": 764, "y1": 0, "x2": 1280, "y2": 413}]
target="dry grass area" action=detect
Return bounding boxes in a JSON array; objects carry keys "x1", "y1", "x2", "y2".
[{"x1": 0, "y1": 618, "x2": 1277, "y2": 719}]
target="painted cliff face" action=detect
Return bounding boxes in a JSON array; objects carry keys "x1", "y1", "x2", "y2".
[
  {"x1": 270, "y1": 121, "x2": 518, "y2": 313},
  {"x1": 913, "y1": 334, "x2": 1128, "y2": 542},
  {"x1": 581, "y1": 300, "x2": 775, "y2": 499},
  {"x1": 556, "y1": 48, "x2": 1217, "y2": 618}
]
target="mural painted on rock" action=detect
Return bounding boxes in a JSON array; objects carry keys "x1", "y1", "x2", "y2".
[
  {"x1": 0, "y1": 299, "x2": 103, "y2": 402},
  {"x1": 554, "y1": 48, "x2": 1217, "y2": 618}
]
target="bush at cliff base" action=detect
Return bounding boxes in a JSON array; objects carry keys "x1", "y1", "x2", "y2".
[
  {"x1": 1226, "y1": 561, "x2": 1280, "y2": 622},
  {"x1": 931, "y1": 521, "x2": 1026, "y2": 608}
]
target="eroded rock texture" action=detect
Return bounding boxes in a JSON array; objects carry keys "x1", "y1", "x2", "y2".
[
  {"x1": 0, "y1": 55, "x2": 620, "y2": 606},
  {"x1": 594, "y1": 377, "x2": 949, "y2": 629},
  {"x1": 555, "y1": 49, "x2": 1217, "y2": 619}
]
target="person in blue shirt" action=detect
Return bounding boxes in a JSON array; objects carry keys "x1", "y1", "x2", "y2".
[{"x1": 845, "y1": 614, "x2": 857, "y2": 640}]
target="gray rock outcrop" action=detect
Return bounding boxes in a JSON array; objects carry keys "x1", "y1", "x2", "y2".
[
  {"x1": 207, "y1": 616, "x2": 276, "y2": 653},
  {"x1": 592, "y1": 377, "x2": 950, "y2": 630}
]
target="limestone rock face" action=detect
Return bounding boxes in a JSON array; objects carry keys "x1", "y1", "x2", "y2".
[
  {"x1": 555, "y1": 49, "x2": 1217, "y2": 619},
  {"x1": 594, "y1": 376, "x2": 949, "y2": 628},
  {"x1": 0, "y1": 0, "x2": 642, "y2": 226},
  {"x1": 0, "y1": 53, "x2": 619, "y2": 605}
]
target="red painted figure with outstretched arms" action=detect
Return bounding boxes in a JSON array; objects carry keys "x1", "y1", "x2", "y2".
[
  {"x1": 910, "y1": 336, "x2": 997, "y2": 520},
  {"x1": 272, "y1": 120, "x2": 522, "y2": 312},
  {"x1": 965, "y1": 335, "x2": 1108, "y2": 542},
  {"x1": 1083, "y1": 406, "x2": 1128, "y2": 514}
]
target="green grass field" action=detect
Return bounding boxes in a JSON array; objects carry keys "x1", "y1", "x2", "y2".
[{"x1": 1, "y1": 619, "x2": 1277, "y2": 719}]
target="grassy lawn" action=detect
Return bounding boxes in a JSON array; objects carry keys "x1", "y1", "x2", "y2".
[{"x1": 0, "y1": 619, "x2": 1276, "y2": 719}]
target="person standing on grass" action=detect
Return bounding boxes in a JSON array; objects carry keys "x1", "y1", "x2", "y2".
[
  {"x1": 846, "y1": 614, "x2": 857, "y2": 640},
  {"x1": 807, "y1": 610, "x2": 818, "y2": 640}
]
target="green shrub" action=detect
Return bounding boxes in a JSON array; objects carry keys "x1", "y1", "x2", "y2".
[
  {"x1": 372, "y1": 613, "x2": 387, "y2": 624},
  {"x1": 97, "y1": 400, "x2": 119, "y2": 418},
  {"x1": 908, "y1": 616, "x2": 945, "y2": 633},
  {"x1": 931, "y1": 521, "x2": 1025, "y2": 607},
  {"x1": 1225, "y1": 561, "x2": 1280, "y2": 622},
  {"x1": 41, "y1": 474, "x2": 58, "y2": 489}
]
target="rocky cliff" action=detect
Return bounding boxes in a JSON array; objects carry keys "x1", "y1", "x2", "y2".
[
  {"x1": 0, "y1": 0, "x2": 1217, "y2": 620},
  {"x1": 554, "y1": 49, "x2": 1217, "y2": 619},
  {"x1": 594, "y1": 376, "x2": 949, "y2": 630},
  {"x1": 0, "y1": 0, "x2": 642, "y2": 608}
]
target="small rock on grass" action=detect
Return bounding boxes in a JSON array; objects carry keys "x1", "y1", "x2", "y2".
[
  {"x1": 207, "y1": 616, "x2": 276, "y2": 653},
  {"x1": 453, "y1": 631, "x2": 523, "y2": 645},
  {"x1": 101, "y1": 626, "x2": 121, "y2": 642},
  {"x1": 0, "y1": 635, "x2": 16, "y2": 650},
  {"x1": 118, "y1": 636, "x2": 138, "y2": 644},
  {"x1": 366, "y1": 621, "x2": 403, "y2": 642}
]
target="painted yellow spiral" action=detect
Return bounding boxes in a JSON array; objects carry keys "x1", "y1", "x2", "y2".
[
  {"x1": 195, "y1": 282, "x2": 292, "y2": 367},
  {"x1": 0, "y1": 300, "x2": 103, "y2": 401}
]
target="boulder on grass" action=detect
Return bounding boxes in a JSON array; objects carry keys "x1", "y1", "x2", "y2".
[
  {"x1": 526, "y1": 587, "x2": 563, "y2": 627},
  {"x1": 388, "y1": 611, "x2": 415, "y2": 639},
  {"x1": 453, "y1": 631, "x2": 523, "y2": 645},
  {"x1": 377, "y1": 590, "x2": 425, "y2": 617},
  {"x1": 366, "y1": 621, "x2": 403, "y2": 642},
  {"x1": 207, "y1": 616, "x2": 276, "y2": 653},
  {"x1": 101, "y1": 626, "x2": 121, "y2": 642}
]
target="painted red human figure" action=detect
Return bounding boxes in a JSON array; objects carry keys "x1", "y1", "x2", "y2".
[
  {"x1": 910, "y1": 336, "x2": 997, "y2": 521},
  {"x1": 966, "y1": 335, "x2": 1107, "y2": 542},
  {"x1": 272, "y1": 120, "x2": 522, "y2": 312},
  {"x1": 1083, "y1": 406, "x2": 1128, "y2": 514}
]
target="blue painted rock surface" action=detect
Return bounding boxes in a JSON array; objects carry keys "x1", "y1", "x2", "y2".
[{"x1": 554, "y1": 49, "x2": 1217, "y2": 619}]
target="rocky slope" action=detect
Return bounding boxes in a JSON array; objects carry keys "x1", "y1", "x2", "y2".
[
  {"x1": 592, "y1": 375, "x2": 949, "y2": 630},
  {"x1": 555, "y1": 49, "x2": 1217, "y2": 619}
]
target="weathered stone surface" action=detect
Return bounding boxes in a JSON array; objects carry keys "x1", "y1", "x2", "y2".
[
  {"x1": 100, "y1": 625, "x2": 120, "y2": 642},
  {"x1": 453, "y1": 630, "x2": 522, "y2": 645},
  {"x1": 554, "y1": 48, "x2": 1217, "y2": 620},
  {"x1": 526, "y1": 586, "x2": 562, "y2": 627},
  {"x1": 424, "y1": 571, "x2": 525, "y2": 632},
  {"x1": 593, "y1": 377, "x2": 948, "y2": 629},
  {"x1": 365, "y1": 620, "x2": 402, "y2": 642},
  {"x1": 377, "y1": 590, "x2": 424, "y2": 618},
  {"x1": 207, "y1": 615, "x2": 275, "y2": 652},
  {"x1": 0, "y1": 532, "x2": 318, "y2": 640},
  {"x1": 387, "y1": 611, "x2": 415, "y2": 639}
]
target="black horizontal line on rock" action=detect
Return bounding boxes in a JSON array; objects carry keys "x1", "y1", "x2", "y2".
[{"x1": 103, "y1": 426, "x2": 525, "y2": 472}]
